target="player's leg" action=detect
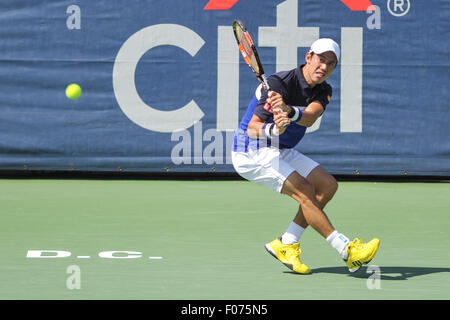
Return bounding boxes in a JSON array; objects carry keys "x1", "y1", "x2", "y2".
[
  {"x1": 232, "y1": 146, "x2": 318, "y2": 234},
  {"x1": 292, "y1": 165, "x2": 338, "y2": 229},
  {"x1": 308, "y1": 165, "x2": 338, "y2": 208},
  {"x1": 279, "y1": 150, "x2": 337, "y2": 238},
  {"x1": 281, "y1": 170, "x2": 335, "y2": 238},
  {"x1": 282, "y1": 171, "x2": 367, "y2": 265},
  {"x1": 232, "y1": 147, "x2": 313, "y2": 274},
  {"x1": 278, "y1": 150, "x2": 354, "y2": 265},
  {"x1": 280, "y1": 154, "x2": 380, "y2": 272},
  {"x1": 232, "y1": 147, "x2": 379, "y2": 273}
]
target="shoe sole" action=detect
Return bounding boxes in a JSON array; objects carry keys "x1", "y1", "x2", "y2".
[{"x1": 348, "y1": 240, "x2": 380, "y2": 273}]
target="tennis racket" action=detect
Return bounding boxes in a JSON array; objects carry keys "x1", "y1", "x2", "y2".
[
  {"x1": 232, "y1": 19, "x2": 270, "y2": 93},
  {"x1": 232, "y1": 19, "x2": 288, "y2": 127}
]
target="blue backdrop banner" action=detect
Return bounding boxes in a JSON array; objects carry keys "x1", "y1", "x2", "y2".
[{"x1": 0, "y1": 0, "x2": 448, "y2": 175}]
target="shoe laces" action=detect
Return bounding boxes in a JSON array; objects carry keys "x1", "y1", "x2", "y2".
[
  {"x1": 348, "y1": 238, "x2": 363, "y2": 250},
  {"x1": 284, "y1": 244, "x2": 302, "y2": 257}
]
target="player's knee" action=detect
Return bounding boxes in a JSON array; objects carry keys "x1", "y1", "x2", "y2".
[
  {"x1": 316, "y1": 176, "x2": 338, "y2": 204},
  {"x1": 327, "y1": 176, "x2": 338, "y2": 198}
]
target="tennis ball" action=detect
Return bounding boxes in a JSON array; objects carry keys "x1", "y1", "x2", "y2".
[{"x1": 65, "y1": 83, "x2": 82, "y2": 100}]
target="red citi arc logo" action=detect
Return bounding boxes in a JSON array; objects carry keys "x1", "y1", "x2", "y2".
[
  {"x1": 204, "y1": 0, "x2": 374, "y2": 11},
  {"x1": 204, "y1": 0, "x2": 239, "y2": 10}
]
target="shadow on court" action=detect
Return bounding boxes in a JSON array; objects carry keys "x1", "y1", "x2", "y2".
[{"x1": 307, "y1": 266, "x2": 450, "y2": 280}]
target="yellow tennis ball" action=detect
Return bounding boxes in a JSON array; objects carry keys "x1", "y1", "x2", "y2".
[{"x1": 66, "y1": 83, "x2": 82, "y2": 100}]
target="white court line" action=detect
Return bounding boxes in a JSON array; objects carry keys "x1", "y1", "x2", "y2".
[
  {"x1": 148, "y1": 256, "x2": 163, "y2": 260},
  {"x1": 77, "y1": 256, "x2": 90, "y2": 259}
]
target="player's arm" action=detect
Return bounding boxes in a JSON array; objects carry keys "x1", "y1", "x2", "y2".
[
  {"x1": 247, "y1": 114, "x2": 266, "y2": 139},
  {"x1": 264, "y1": 91, "x2": 327, "y2": 128},
  {"x1": 247, "y1": 110, "x2": 289, "y2": 139},
  {"x1": 248, "y1": 91, "x2": 290, "y2": 139},
  {"x1": 290, "y1": 85, "x2": 332, "y2": 127},
  {"x1": 293, "y1": 101, "x2": 324, "y2": 127}
]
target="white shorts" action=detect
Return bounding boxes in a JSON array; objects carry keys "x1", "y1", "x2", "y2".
[{"x1": 231, "y1": 147, "x2": 319, "y2": 193}]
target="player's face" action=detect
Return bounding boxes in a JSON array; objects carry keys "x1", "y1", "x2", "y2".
[{"x1": 305, "y1": 51, "x2": 337, "y2": 85}]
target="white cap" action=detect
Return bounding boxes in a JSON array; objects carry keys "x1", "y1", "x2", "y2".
[{"x1": 309, "y1": 38, "x2": 340, "y2": 61}]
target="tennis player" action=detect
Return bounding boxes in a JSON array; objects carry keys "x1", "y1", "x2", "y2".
[{"x1": 232, "y1": 38, "x2": 380, "y2": 274}]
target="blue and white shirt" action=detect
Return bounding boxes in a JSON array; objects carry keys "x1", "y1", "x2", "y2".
[{"x1": 233, "y1": 65, "x2": 332, "y2": 152}]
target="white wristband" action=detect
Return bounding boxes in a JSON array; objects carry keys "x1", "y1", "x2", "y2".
[
  {"x1": 263, "y1": 123, "x2": 271, "y2": 137},
  {"x1": 289, "y1": 106, "x2": 301, "y2": 122},
  {"x1": 264, "y1": 123, "x2": 280, "y2": 139},
  {"x1": 271, "y1": 124, "x2": 280, "y2": 136}
]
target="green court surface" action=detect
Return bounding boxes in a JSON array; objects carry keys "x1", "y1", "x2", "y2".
[{"x1": 0, "y1": 179, "x2": 449, "y2": 300}]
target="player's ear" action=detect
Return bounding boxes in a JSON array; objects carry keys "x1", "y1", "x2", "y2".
[{"x1": 305, "y1": 51, "x2": 313, "y2": 64}]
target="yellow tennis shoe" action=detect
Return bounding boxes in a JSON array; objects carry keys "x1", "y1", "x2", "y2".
[
  {"x1": 345, "y1": 238, "x2": 380, "y2": 272},
  {"x1": 264, "y1": 238, "x2": 310, "y2": 274}
]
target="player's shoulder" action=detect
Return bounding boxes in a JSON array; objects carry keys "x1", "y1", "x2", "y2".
[
  {"x1": 268, "y1": 68, "x2": 297, "y2": 83},
  {"x1": 266, "y1": 69, "x2": 297, "y2": 92}
]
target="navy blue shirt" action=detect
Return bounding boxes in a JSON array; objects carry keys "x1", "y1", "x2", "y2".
[{"x1": 233, "y1": 65, "x2": 332, "y2": 152}]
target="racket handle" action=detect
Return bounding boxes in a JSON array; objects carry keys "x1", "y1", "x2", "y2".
[
  {"x1": 261, "y1": 74, "x2": 289, "y2": 128},
  {"x1": 260, "y1": 74, "x2": 270, "y2": 92}
]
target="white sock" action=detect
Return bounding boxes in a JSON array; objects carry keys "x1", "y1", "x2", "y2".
[
  {"x1": 326, "y1": 230, "x2": 350, "y2": 260},
  {"x1": 281, "y1": 222, "x2": 305, "y2": 245}
]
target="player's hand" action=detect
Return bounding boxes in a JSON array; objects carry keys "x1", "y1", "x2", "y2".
[
  {"x1": 267, "y1": 91, "x2": 290, "y2": 113},
  {"x1": 267, "y1": 91, "x2": 290, "y2": 132},
  {"x1": 273, "y1": 107, "x2": 289, "y2": 134}
]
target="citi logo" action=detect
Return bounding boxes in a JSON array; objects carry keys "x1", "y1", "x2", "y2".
[{"x1": 113, "y1": 0, "x2": 367, "y2": 135}]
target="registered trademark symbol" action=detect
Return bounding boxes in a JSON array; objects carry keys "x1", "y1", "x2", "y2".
[{"x1": 387, "y1": 0, "x2": 410, "y2": 17}]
